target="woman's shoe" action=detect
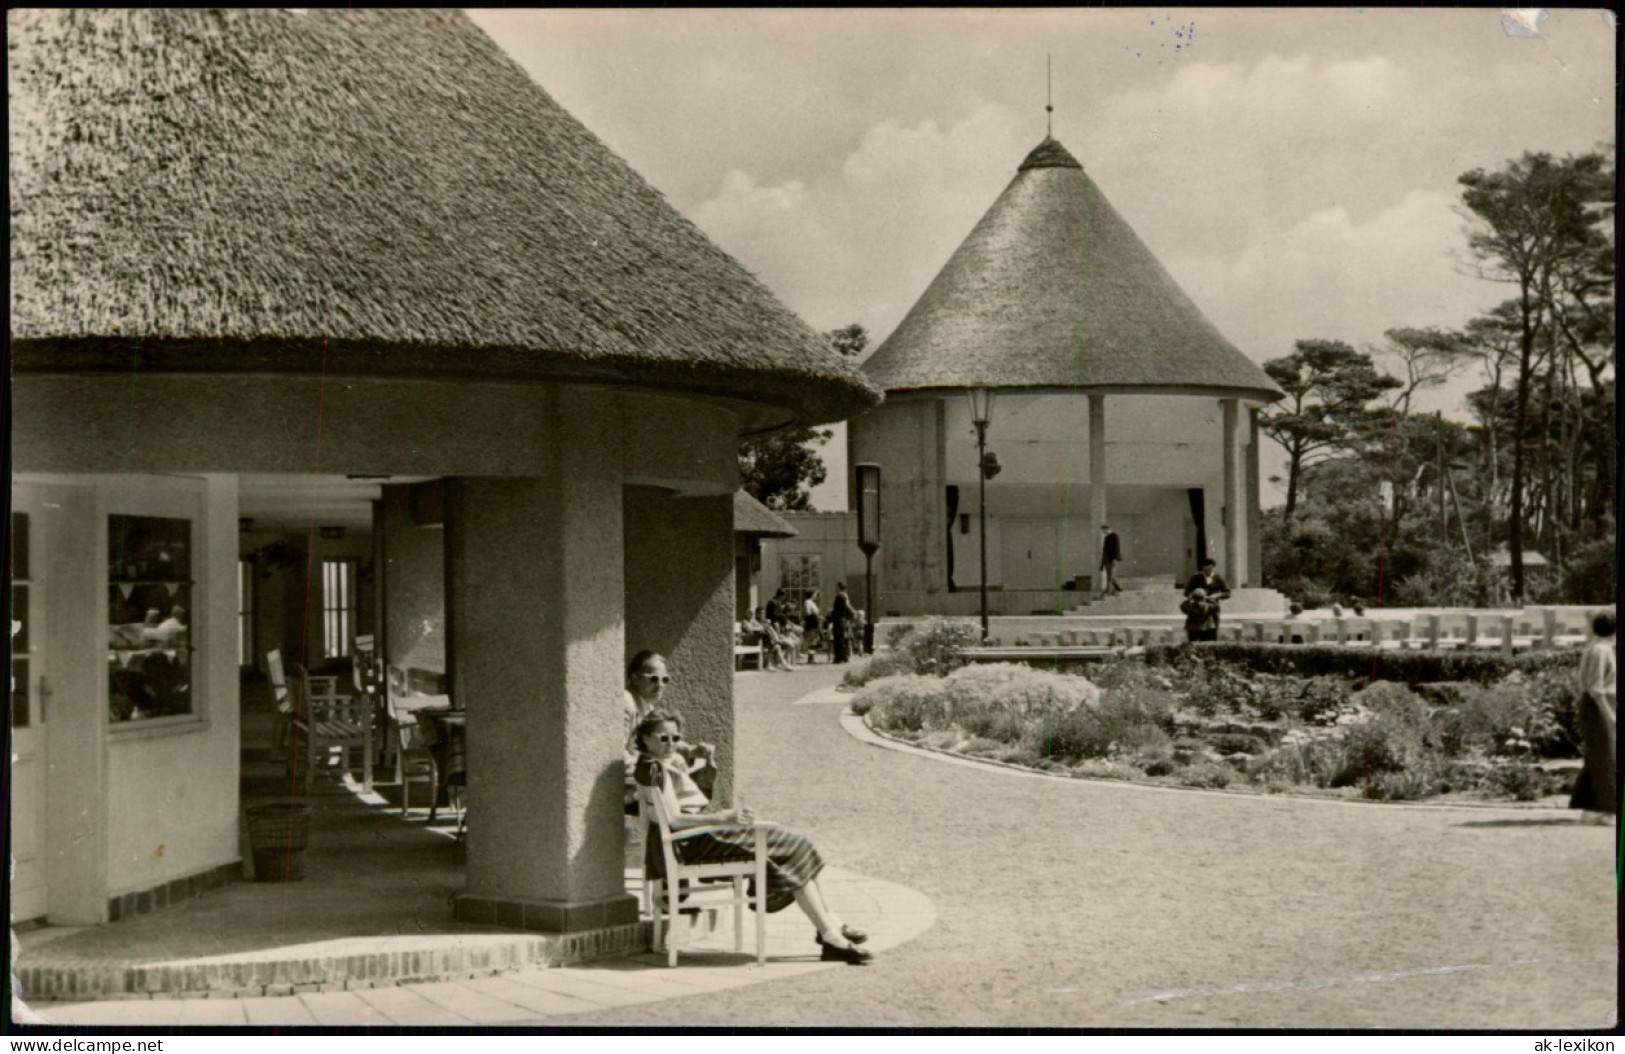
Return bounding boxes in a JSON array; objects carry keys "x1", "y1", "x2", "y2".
[
  {"x1": 814, "y1": 924, "x2": 868, "y2": 946},
  {"x1": 818, "y1": 940, "x2": 873, "y2": 964}
]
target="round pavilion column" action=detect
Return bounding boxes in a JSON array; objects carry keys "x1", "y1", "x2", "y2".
[
  {"x1": 448, "y1": 387, "x2": 637, "y2": 933},
  {"x1": 1222, "y1": 398, "x2": 1243, "y2": 586},
  {"x1": 1089, "y1": 393, "x2": 1108, "y2": 569}
]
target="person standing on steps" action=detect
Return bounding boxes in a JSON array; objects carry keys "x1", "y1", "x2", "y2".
[{"x1": 1099, "y1": 526, "x2": 1123, "y2": 598}]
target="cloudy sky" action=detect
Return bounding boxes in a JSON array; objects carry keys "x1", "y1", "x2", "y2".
[{"x1": 469, "y1": 9, "x2": 1615, "y2": 507}]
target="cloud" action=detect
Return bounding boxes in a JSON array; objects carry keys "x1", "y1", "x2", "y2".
[
  {"x1": 1164, "y1": 188, "x2": 1500, "y2": 362},
  {"x1": 689, "y1": 103, "x2": 1031, "y2": 336}
]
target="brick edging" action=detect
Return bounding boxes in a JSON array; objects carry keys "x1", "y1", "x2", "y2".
[{"x1": 19, "y1": 921, "x2": 656, "y2": 1002}]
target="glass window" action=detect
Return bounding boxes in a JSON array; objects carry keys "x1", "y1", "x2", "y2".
[
  {"x1": 10, "y1": 513, "x2": 30, "y2": 728},
  {"x1": 779, "y1": 554, "x2": 822, "y2": 615},
  {"x1": 108, "y1": 515, "x2": 193, "y2": 723},
  {"x1": 321, "y1": 560, "x2": 357, "y2": 659}
]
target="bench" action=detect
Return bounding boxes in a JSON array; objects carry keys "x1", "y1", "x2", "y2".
[{"x1": 733, "y1": 623, "x2": 764, "y2": 671}]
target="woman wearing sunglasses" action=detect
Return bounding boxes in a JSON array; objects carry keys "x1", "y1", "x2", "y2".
[
  {"x1": 633, "y1": 710, "x2": 873, "y2": 963},
  {"x1": 624, "y1": 651, "x2": 715, "y2": 798}
]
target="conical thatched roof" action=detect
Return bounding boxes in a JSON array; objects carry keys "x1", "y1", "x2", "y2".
[
  {"x1": 8, "y1": 9, "x2": 880, "y2": 429},
  {"x1": 733, "y1": 491, "x2": 798, "y2": 539},
  {"x1": 862, "y1": 137, "x2": 1281, "y2": 402}
]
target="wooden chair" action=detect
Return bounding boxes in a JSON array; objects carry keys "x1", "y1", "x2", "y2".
[
  {"x1": 641, "y1": 782, "x2": 769, "y2": 968},
  {"x1": 383, "y1": 669, "x2": 440, "y2": 821},
  {"x1": 267, "y1": 648, "x2": 293, "y2": 754},
  {"x1": 414, "y1": 708, "x2": 466, "y2": 837},
  {"x1": 733, "y1": 623, "x2": 764, "y2": 671},
  {"x1": 289, "y1": 662, "x2": 374, "y2": 794}
]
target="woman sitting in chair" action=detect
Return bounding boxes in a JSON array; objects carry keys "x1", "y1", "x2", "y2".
[{"x1": 633, "y1": 711, "x2": 873, "y2": 964}]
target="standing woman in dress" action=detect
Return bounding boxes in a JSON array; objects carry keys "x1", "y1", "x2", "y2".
[
  {"x1": 802, "y1": 590, "x2": 823, "y2": 663},
  {"x1": 1569, "y1": 612, "x2": 1616, "y2": 818}
]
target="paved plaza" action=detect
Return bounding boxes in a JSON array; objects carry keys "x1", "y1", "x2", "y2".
[{"x1": 23, "y1": 662, "x2": 1619, "y2": 1029}]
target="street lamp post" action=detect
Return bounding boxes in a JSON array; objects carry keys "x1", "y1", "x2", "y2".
[
  {"x1": 855, "y1": 463, "x2": 882, "y2": 654},
  {"x1": 967, "y1": 388, "x2": 1000, "y2": 642}
]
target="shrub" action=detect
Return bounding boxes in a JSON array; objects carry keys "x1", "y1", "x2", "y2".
[
  {"x1": 1210, "y1": 733, "x2": 1268, "y2": 756},
  {"x1": 1476, "y1": 758, "x2": 1544, "y2": 801},
  {"x1": 1143, "y1": 642, "x2": 1574, "y2": 685},
  {"x1": 1037, "y1": 683, "x2": 1175, "y2": 761},
  {"x1": 1175, "y1": 760, "x2": 1234, "y2": 789},
  {"x1": 1247, "y1": 733, "x2": 1345, "y2": 788},
  {"x1": 846, "y1": 618, "x2": 982, "y2": 689},
  {"x1": 841, "y1": 648, "x2": 914, "y2": 689},
  {"x1": 853, "y1": 675, "x2": 952, "y2": 733},
  {"x1": 1331, "y1": 691, "x2": 1433, "y2": 787},
  {"x1": 1360, "y1": 768, "x2": 1436, "y2": 802},
  {"x1": 1432, "y1": 678, "x2": 1568, "y2": 759}
]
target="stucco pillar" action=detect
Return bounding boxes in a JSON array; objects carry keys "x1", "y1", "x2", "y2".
[
  {"x1": 448, "y1": 388, "x2": 635, "y2": 933},
  {"x1": 848, "y1": 400, "x2": 945, "y2": 608},
  {"x1": 623, "y1": 488, "x2": 737, "y2": 807},
  {"x1": 1088, "y1": 393, "x2": 1107, "y2": 563},
  {"x1": 1222, "y1": 398, "x2": 1242, "y2": 585},
  {"x1": 40, "y1": 483, "x2": 108, "y2": 924},
  {"x1": 1246, "y1": 407, "x2": 1262, "y2": 588}
]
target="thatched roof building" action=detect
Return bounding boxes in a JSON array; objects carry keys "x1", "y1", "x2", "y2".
[
  {"x1": 861, "y1": 137, "x2": 1281, "y2": 402},
  {"x1": 8, "y1": 8, "x2": 880, "y2": 429},
  {"x1": 733, "y1": 491, "x2": 798, "y2": 539}
]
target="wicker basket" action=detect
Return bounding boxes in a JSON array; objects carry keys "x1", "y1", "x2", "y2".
[
  {"x1": 246, "y1": 802, "x2": 311, "y2": 850},
  {"x1": 247, "y1": 802, "x2": 311, "y2": 881}
]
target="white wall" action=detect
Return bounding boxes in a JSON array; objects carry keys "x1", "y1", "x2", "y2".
[{"x1": 102, "y1": 475, "x2": 241, "y2": 897}]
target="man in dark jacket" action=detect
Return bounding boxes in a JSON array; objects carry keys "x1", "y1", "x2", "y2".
[
  {"x1": 828, "y1": 583, "x2": 855, "y2": 663},
  {"x1": 1183, "y1": 558, "x2": 1232, "y2": 635},
  {"x1": 1099, "y1": 526, "x2": 1123, "y2": 597}
]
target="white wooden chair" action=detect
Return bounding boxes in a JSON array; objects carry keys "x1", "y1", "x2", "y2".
[
  {"x1": 383, "y1": 664, "x2": 441, "y2": 820},
  {"x1": 641, "y1": 783, "x2": 770, "y2": 968},
  {"x1": 733, "y1": 623, "x2": 764, "y2": 671},
  {"x1": 267, "y1": 648, "x2": 294, "y2": 753},
  {"x1": 290, "y1": 662, "x2": 374, "y2": 794}
]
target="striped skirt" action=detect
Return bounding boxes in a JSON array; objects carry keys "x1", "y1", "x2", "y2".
[{"x1": 645, "y1": 825, "x2": 825, "y2": 914}]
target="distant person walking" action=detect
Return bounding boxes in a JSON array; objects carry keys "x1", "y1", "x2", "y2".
[
  {"x1": 829, "y1": 583, "x2": 854, "y2": 664},
  {"x1": 802, "y1": 590, "x2": 823, "y2": 663},
  {"x1": 1569, "y1": 612, "x2": 1616, "y2": 818},
  {"x1": 1184, "y1": 558, "x2": 1232, "y2": 634},
  {"x1": 1099, "y1": 526, "x2": 1123, "y2": 598}
]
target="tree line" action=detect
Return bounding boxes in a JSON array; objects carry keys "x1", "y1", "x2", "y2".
[{"x1": 1262, "y1": 148, "x2": 1615, "y2": 608}]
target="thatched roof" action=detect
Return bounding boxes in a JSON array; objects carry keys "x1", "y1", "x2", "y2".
[
  {"x1": 733, "y1": 491, "x2": 797, "y2": 538},
  {"x1": 862, "y1": 137, "x2": 1282, "y2": 402},
  {"x1": 8, "y1": 9, "x2": 880, "y2": 430}
]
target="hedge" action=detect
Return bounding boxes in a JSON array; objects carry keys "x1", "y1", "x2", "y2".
[{"x1": 1141, "y1": 642, "x2": 1576, "y2": 684}]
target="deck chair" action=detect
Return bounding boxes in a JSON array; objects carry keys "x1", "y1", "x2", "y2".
[
  {"x1": 289, "y1": 662, "x2": 373, "y2": 794},
  {"x1": 641, "y1": 783, "x2": 769, "y2": 968}
]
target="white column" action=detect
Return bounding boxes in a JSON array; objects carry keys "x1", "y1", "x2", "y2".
[
  {"x1": 1089, "y1": 393, "x2": 1107, "y2": 567},
  {"x1": 1222, "y1": 398, "x2": 1242, "y2": 586}
]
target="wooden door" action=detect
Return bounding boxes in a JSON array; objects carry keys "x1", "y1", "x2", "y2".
[{"x1": 1001, "y1": 519, "x2": 1060, "y2": 592}]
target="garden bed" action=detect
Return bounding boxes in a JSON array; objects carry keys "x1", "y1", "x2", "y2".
[{"x1": 847, "y1": 619, "x2": 1583, "y2": 805}]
